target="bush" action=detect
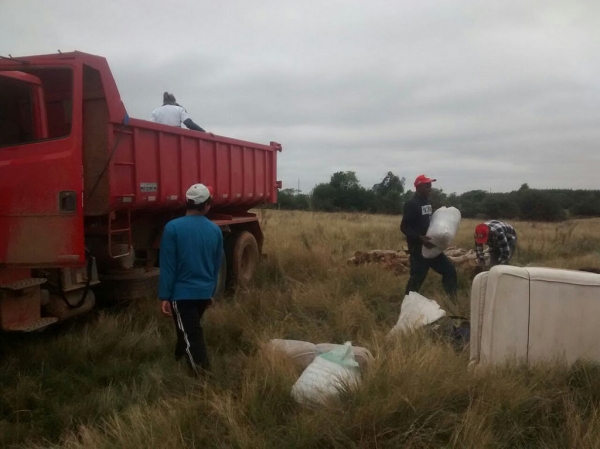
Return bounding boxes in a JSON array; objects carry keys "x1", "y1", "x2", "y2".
[
  {"x1": 570, "y1": 193, "x2": 600, "y2": 217},
  {"x1": 481, "y1": 195, "x2": 520, "y2": 219},
  {"x1": 518, "y1": 190, "x2": 566, "y2": 222}
]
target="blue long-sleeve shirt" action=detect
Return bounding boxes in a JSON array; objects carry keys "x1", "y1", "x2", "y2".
[{"x1": 158, "y1": 215, "x2": 223, "y2": 301}]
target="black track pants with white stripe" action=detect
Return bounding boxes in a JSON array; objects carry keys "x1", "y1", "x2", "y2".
[{"x1": 170, "y1": 300, "x2": 210, "y2": 374}]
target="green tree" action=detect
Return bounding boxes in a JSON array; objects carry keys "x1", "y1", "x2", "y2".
[
  {"x1": 330, "y1": 171, "x2": 360, "y2": 189},
  {"x1": 518, "y1": 190, "x2": 566, "y2": 221},
  {"x1": 455, "y1": 190, "x2": 488, "y2": 218},
  {"x1": 570, "y1": 192, "x2": 600, "y2": 217},
  {"x1": 277, "y1": 188, "x2": 310, "y2": 210},
  {"x1": 311, "y1": 183, "x2": 337, "y2": 212},
  {"x1": 373, "y1": 172, "x2": 405, "y2": 196},
  {"x1": 372, "y1": 171, "x2": 405, "y2": 214},
  {"x1": 310, "y1": 171, "x2": 378, "y2": 213},
  {"x1": 481, "y1": 195, "x2": 520, "y2": 219},
  {"x1": 277, "y1": 188, "x2": 297, "y2": 210},
  {"x1": 429, "y1": 188, "x2": 448, "y2": 210}
]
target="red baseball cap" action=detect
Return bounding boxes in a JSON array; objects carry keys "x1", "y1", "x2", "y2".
[
  {"x1": 475, "y1": 223, "x2": 490, "y2": 244},
  {"x1": 414, "y1": 174, "x2": 437, "y2": 187}
]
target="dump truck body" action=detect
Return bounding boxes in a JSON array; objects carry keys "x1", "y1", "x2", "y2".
[{"x1": 0, "y1": 51, "x2": 281, "y2": 331}]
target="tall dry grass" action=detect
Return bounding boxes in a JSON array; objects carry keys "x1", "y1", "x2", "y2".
[{"x1": 1, "y1": 211, "x2": 600, "y2": 448}]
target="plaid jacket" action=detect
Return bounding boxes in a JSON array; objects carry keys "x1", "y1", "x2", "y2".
[{"x1": 475, "y1": 220, "x2": 517, "y2": 264}]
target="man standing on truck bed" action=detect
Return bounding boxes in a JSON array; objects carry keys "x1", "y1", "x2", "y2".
[
  {"x1": 151, "y1": 92, "x2": 210, "y2": 133},
  {"x1": 474, "y1": 220, "x2": 517, "y2": 268},
  {"x1": 159, "y1": 183, "x2": 223, "y2": 376},
  {"x1": 400, "y1": 175, "x2": 458, "y2": 300}
]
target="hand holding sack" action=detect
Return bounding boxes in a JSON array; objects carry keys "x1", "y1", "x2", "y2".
[{"x1": 422, "y1": 206, "x2": 461, "y2": 258}]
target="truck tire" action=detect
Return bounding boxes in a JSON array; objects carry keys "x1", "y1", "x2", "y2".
[
  {"x1": 230, "y1": 231, "x2": 259, "y2": 287},
  {"x1": 214, "y1": 250, "x2": 227, "y2": 300}
]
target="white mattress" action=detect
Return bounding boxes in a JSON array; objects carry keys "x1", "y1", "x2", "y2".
[{"x1": 470, "y1": 265, "x2": 600, "y2": 367}]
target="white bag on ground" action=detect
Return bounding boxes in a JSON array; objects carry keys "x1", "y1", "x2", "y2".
[
  {"x1": 422, "y1": 206, "x2": 461, "y2": 258},
  {"x1": 389, "y1": 291, "x2": 446, "y2": 335},
  {"x1": 265, "y1": 339, "x2": 318, "y2": 369},
  {"x1": 315, "y1": 343, "x2": 374, "y2": 370},
  {"x1": 291, "y1": 342, "x2": 361, "y2": 405}
]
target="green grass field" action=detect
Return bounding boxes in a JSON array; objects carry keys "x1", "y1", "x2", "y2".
[{"x1": 2, "y1": 211, "x2": 600, "y2": 448}]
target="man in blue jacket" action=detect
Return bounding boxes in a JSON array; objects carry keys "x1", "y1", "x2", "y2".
[{"x1": 159, "y1": 183, "x2": 223, "y2": 376}]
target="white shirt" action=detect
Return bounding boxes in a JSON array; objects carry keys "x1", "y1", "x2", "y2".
[{"x1": 150, "y1": 104, "x2": 191, "y2": 127}]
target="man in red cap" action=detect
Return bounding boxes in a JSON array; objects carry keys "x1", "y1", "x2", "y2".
[
  {"x1": 475, "y1": 220, "x2": 517, "y2": 268},
  {"x1": 400, "y1": 175, "x2": 457, "y2": 299}
]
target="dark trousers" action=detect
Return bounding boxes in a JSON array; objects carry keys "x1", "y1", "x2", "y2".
[
  {"x1": 405, "y1": 249, "x2": 458, "y2": 299},
  {"x1": 170, "y1": 300, "x2": 210, "y2": 375}
]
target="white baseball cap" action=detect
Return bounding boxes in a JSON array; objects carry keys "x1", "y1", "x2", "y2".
[{"x1": 186, "y1": 183, "x2": 212, "y2": 204}]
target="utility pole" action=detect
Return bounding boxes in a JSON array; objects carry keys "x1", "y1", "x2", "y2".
[{"x1": 297, "y1": 178, "x2": 300, "y2": 195}]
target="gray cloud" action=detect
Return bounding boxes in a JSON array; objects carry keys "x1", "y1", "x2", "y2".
[{"x1": 2, "y1": 0, "x2": 599, "y2": 194}]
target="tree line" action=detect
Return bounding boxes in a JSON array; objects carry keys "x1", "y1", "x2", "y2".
[{"x1": 274, "y1": 171, "x2": 600, "y2": 222}]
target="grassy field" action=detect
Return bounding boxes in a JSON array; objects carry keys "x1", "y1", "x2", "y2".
[{"x1": 2, "y1": 211, "x2": 600, "y2": 448}]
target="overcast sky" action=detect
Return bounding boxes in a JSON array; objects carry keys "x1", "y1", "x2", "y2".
[{"x1": 2, "y1": 1, "x2": 599, "y2": 194}]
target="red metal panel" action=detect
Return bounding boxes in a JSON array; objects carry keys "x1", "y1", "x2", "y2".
[
  {"x1": 230, "y1": 144, "x2": 243, "y2": 206},
  {"x1": 180, "y1": 136, "x2": 199, "y2": 203},
  {"x1": 158, "y1": 133, "x2": 180, "y2": 204},
  {"x1": 256, "y1": 150, "x2": 266, "y2": 202},
  {"x1": 0, "y1": 62, "x2": 85, "y2": 267},
  {"x1": 108, "y1": 122, "x2": 281, "y2": 212},
  {"x1": 112, "y1": 129, "x2": 135, "y2": 198},
  {"x1": 199, "y1": 139, "x2": 217, "y2": 193},
  {"x1": 215, "y1": 141, "x2": 231, "y2": 206},
  {"x1": 139, "y1": 128, "x2": 159, "y2": 204}
]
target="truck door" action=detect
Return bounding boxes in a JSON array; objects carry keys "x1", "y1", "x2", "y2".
[{"x1": 0, "y1": 67, "x2": 85, "y2": 267}]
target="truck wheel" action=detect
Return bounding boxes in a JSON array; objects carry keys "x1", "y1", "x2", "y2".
[
  {"x1": 214, "y1": 250, "x2": 227, "y2": 300},
  {"x1": 230, "y1": 231, "x2": 259, "y2": 287}
]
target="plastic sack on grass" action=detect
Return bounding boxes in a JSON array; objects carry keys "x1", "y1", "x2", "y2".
[
  {"x1": 389, "y1": 291, "x2": 446, "y2": 335},
  {"x1": 265, "y1": 339, "x2": 374, "y2": 371},
  {"x1": 315, "y1": 343, "x2": 373, "y2": 371},
  {"x1": 291, "y1": 342, "x2": 361, "y2": 405},
  {"x1": 265, "y1": 339, "x2": 318, "y2": 370},
  {"x1": 422, "y1": 206, "x2": 461, "y2": 259}
]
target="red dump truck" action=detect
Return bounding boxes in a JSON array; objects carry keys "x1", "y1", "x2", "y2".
[{"x1": 0, "y1": 51, "x2": 282, "y2": 331}]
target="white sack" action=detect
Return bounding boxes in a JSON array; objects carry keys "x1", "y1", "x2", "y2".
[
  {"x1": 389, "y1": 291, "x2": 446, "y2": 335},
  {"x1": 315, "y1": 343, "x2": 374, "y2": 370},
  {"x1": 265, "y1": 339, "x2": 318, "y2": 369},
  {"x1": 422, "y1": 206, "x2": 462, "y2": 258},
  {"x1": 291, "y1": 342, "x2": 361, "y2": 405}
]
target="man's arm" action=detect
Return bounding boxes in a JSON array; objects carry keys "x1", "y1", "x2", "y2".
[
  {"x1": 150, "y1": 109, "x2": 158, "y2": 122},
  {"x1": 212, "y1": 229, "x2": 224, "y2": 297},
  {"x1": 214, "y1": 230, "x2": 223, "y2": 281},
  {"x1": 495, "y1": 230, "x2": 511, "y2": 264},
  {"x1": 400, "y1": 201, "x2": 420, "y2": 237},
  {"x1": 475, "y1": 243, "x2": 486, "y2": 264},
  {"x1": 400, "y1": 201, "x2": 434, "y2": 248},
  {"x1": 179, "y1": 107, "x2": 206, "y2": 132},
  {"x1": 158, "y1": 224, "x2": 177, "y2": 301},
  {"x1": 183, "y1": 118, "x2": 206, "y2": 132}
]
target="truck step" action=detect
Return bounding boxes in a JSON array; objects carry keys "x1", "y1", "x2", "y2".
[
  {"x1": 3, "y1": 317, "x2": 58, "y2": 332},
  {"x1": 0, "y1": 278, "x2": 47, "y2": 291}
]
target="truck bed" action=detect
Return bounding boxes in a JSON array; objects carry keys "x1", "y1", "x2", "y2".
[{"x1": 84, "y1": 115, "x2": 281, "y2": 216}]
